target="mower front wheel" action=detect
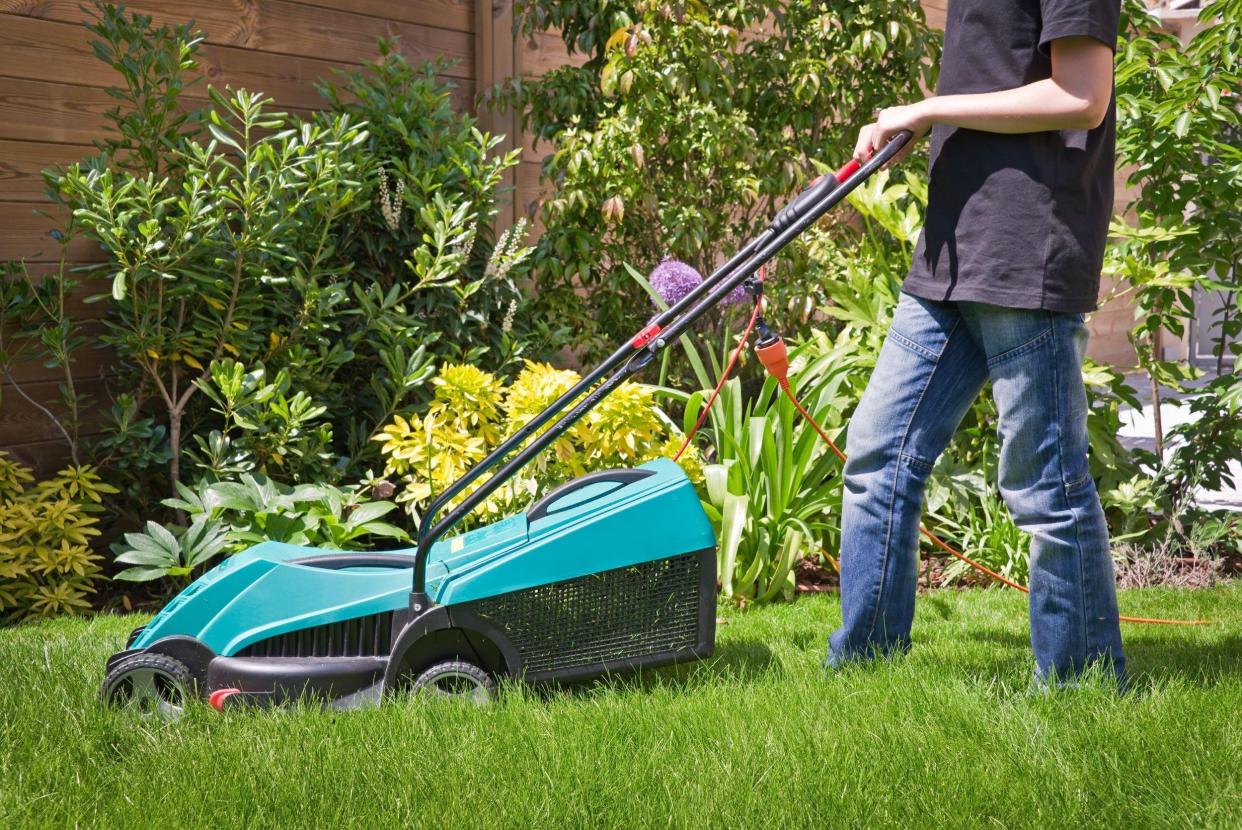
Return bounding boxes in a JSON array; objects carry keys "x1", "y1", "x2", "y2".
[
  {"x1": 100, "y1": 653, "x2": 193, "y2": 720},
  {"x1": 411, "y1": 660, "x2": 496, "y2": 704}
]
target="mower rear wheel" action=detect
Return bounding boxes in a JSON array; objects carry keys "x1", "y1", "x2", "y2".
[
  {"x1": 100, "y1": 653, "x2": 193, "y2": 720},
  {"x1": 411, "y1": 660, "x2": 496, "y2": 704}
]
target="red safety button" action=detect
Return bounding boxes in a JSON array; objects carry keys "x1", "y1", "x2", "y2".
[{"x1": 630, "y1": 323, "x2": 662, "y2": 349}]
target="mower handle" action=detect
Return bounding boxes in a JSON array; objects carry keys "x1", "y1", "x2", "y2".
[
  {"x1": 770, "y1": 131, "x2": 909, "y2": 233},
  {"x1": 411, "y1": 130, "x2": 912, "y2": 596}
]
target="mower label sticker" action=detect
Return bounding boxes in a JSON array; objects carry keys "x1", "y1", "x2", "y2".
[{"x1": 464, "y1": 513, "x2": 527, "y2": 544}]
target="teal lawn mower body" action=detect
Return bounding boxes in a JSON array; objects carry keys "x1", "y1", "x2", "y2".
[
  {"x1": 105, "y1": 460, "x2": 716, "y2": 710},
  {"x1": 100, "y1": 132, "x2": 909, "y2": 714}
]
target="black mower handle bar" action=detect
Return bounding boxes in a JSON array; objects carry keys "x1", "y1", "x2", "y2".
[{"x1": 411, "y1": 130, "x2": 913, "y2": 596}]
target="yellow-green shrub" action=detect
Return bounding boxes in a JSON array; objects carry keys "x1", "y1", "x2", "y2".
[
  {"x1": 375, "y1": 361, "x2": 699, "y2": 524},
  {"x1": 0, "y1": 453, "x2": 117, "y2": 621}
]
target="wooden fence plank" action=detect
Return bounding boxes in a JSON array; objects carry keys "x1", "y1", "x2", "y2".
[
  {"x1": 0, "y1": 139, "x2": 89, "y2": 201},
  {"x1": 476, "y1": 0, "x2": 518, "y2": 232},
  {"x1": 518, "y1": 30, "x2": 585, "y2": 78},
  {"x1": 290, "y1": 0, "x2": 473, "y2": 33},
  {"x1": 0, "y1": 376, "x2": 109, "y2": 448},
  {"x1": 0, "y1": 438, "x2": 88, "y2": 477},
  {"x1": 0, "y1": 201, "x2": 106, "y2": 262},
  {"x1": 0, "y1": 77, "x2": 119, "y2": 146},
  {"x1": 0, "y1": 75, "x2": 473, "y2": 149},
  {"x1": 0, "y1": 15, "x2": 471, "y2": 108},
  {"x1": 0, "y1": 2, "x2": 474, "y2": 74}
]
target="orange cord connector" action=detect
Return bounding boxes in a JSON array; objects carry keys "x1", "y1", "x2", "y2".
[{"x1": 687, "y1": 315, "x2": 1210, "y2": 627}]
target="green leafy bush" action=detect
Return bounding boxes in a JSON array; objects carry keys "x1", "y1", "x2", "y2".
[
  {"x1": 374, "y1": 361, "x2": 696, "y2": 526},
  {"x1": 502, "y1": 0, "x2": 939, "y2": 357},
  {"x1": 12, "y1": 5, "x2": 542, "y2": 507},
  {"x1": 111, "y1": 476, "x2": 408, "y2": 583},
  {"x1": 56, "y1": 86, "x2": 369, "y2": 502},
  {"x1": 188, "y1": 359, "x2": 336, "y2": 484},
  {"x1": 315, "y1": 43, "x2": 556, "y2": 463},
  {"x1": 318, "y1": 42, "x2": 545, "y2": 367},
  {"x1": 1101, "y1": 0, "x2": 1242, "y2": 546},
  {"x1": 1, "y1": 4, "x2": 556, "y2": 609},
  {"x1": 0, "y1": 453, "x2": 117, "y2": 621}
]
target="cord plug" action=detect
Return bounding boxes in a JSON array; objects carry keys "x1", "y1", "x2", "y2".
[{"x1": 754, "y1": 320, "x2": 789, "y2": 383}]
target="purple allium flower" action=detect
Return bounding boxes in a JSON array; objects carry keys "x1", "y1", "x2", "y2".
[
  {"x1": 720, "y1": 280, "x2": 749, "y2": 307},
  {"x1": 649, "y1": 256, "x2": 752, "y2": 309},
  {"x1": 649, "y1": 257, "x2": 703, "y2": 306}
]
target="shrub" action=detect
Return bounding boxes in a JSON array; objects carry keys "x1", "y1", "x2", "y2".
[
  {"x1": 315, "y1": 43, "x2": 556, "y2": 464},
  {"x1": 501, "y1": 0, "x2": 940, "y2": 357},
  {"x1": 14, "y1": 5, "x2": 543, "y2": 510},
  {"x1": 111, "y1": 476, "x2": 409, "y2": 583},
  {"x1": 56, "y1": 87, "x2": 369, "y2": 503},
  {"x1": 188, "y1": 359, "x2": 336, "y2": 484},
  {"x1": 375, "y1": 361, "x2": 695, "y2": 526},
  {"x1": 0, "y1": 453, "x2": 117, "y2": 621},
  {"x1": 317, "y1": 42, "x2": 548, "y2": 371},
  {"x1": 1101, "y1": 0, "x2": 1242, "y2": 546}
]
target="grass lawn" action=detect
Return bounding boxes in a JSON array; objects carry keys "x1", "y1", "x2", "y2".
[{"x1": 2, "y1": 586, "x2": 1240, "y2": 829}]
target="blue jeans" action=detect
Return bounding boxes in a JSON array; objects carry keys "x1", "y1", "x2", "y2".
[{"x1": 827, "y1": 293, "x2": 1125, "y2": 684}]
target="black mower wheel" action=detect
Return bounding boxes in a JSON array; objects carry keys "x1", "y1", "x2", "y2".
[
  {"x1": 411, "y1": 660, "x2": 496, "y2": 704},
  {"x1": 100, "y1": 653, "x2": 193, "y2": 720}
]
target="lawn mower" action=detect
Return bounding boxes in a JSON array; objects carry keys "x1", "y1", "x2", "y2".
[{"x1": 99, "y1": 132, "x2": 914, "y2": 717}]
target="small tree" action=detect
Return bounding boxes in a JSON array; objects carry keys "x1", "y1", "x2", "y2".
[
  {"x1": 1112, "y1": 0, "x2": 1242, "y2": 458},
  {"x1": 57, "y1": 89, "x2": 369, "y2": 499}
]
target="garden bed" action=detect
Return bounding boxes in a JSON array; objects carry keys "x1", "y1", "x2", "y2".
[{"x1": 2, "y1": 587, "x2": 1239, "y2": 829}]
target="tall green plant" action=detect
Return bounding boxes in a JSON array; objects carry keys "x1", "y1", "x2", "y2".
[
  {"x1": 315, "y1": 42, "x2": 551, "y2": 462},
  {"x1": 56, "y1": 89, "x2": 369, "y2": 499},
  {"x1": 87, "y1": 2, "x2": 204, "y2": 175},
  {"x1": 317, "y1": 42, "x2": 544, "y2": 367}
]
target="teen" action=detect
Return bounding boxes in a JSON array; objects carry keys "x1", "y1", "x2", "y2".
[{"x1": 829, "y1": 0, "x2": 1126, "y2": 685}]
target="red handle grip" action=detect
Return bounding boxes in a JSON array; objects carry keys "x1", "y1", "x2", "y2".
[{"x1": 834, "y1": 157, "x2": 862, "y2": 183}]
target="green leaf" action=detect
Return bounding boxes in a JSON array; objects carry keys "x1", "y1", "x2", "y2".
[
  {"x1": 1172, "y1": 110, "x2": 1192, "y2": 139},
  {"x1": 346, "y1": 501, "x2": 396, "y2": 527},
  {"x1": 115, "y1": 566, "x2": 170, "y2": 582},
  {"x1": 113, "y1": 548, "x2": 173, "y2": 566},
  {"x1": 718, "y1": 492, "x2": 749, "y2": 598}
]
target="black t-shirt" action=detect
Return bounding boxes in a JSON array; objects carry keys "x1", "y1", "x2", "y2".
[{"x1": 902, "y1": 0, "x2": 1122, "y2": 313}]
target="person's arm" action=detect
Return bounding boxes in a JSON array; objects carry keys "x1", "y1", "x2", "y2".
[{"x1": 855, "y1": 36, "x2": 1115, "y2": 165}]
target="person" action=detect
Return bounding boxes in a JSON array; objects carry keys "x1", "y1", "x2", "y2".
[{"x1": 828, "y1": 0, "x2": 1126, "y2": 686}]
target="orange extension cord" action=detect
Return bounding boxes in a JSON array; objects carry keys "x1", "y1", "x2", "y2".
[{"x1": 673, "y1": 295, "x2": 1209, "y2": 626}]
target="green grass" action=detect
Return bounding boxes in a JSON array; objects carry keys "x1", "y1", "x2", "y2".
[{"x1": 2, "y1": 587, "x2": 1240, "y2": 829}]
